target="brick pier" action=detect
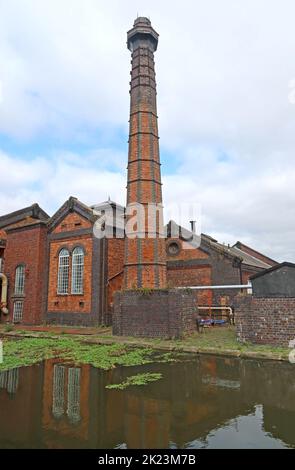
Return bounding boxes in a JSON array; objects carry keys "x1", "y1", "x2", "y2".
[{"x1": 113, "y1": 289, "x2": 195, "y2": 339}]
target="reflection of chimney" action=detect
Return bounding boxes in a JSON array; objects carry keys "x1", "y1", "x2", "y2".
[{"x1": 190, "y1": 221, "x2": 196, "y2": 233}]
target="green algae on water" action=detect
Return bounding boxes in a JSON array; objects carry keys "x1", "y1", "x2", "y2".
[
  {"x1": 106, "y1": 372, "x2": 163, "y2": 390},
  {"x1": 0, "y1": 337, "x2": 179, "y2": 372}
]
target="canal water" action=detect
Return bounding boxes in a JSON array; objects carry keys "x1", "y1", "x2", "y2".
[{"x1": 0, "y1": 355, "x2": 294, "y2": 449}]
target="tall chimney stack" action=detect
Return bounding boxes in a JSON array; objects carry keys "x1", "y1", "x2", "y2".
[{"x1": 123, "y1": 18, "x2": 167, "y2": 289}]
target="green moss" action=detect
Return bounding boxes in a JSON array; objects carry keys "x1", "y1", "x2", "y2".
[
  {"x1": 106, "y1": 372, "x2": 163, "y2": 390},
  {"x1": 127, "y1": 287, "x2": 172, "y2": 295}
]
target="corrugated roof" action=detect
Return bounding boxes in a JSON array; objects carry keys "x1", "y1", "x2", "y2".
[{"x1": 230, "y1": 246, "x2": 272, "y2": 269}]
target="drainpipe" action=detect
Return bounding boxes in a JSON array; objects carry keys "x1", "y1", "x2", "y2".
[{"x1": 0, "y1": 273, "x2": 9, "y2": 315}]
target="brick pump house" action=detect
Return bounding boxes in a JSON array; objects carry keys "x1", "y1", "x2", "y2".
[{"x1": 0, "y1": 18, "x2": 277, "y2": 328}]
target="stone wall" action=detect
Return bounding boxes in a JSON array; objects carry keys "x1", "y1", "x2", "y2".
[
  {"x1": 113, "y1": 289, "x2": 196, "y2": 339},
  {"x1": 235, "y1": 294, "x2": 295, "y2": 346}
]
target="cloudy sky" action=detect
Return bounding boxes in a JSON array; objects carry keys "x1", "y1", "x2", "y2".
[{"x1": 1, "y1": 0, "x2": 295, "y2": 261}]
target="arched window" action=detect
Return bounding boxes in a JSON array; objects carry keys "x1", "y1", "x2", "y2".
[
  {"x1": 57, "y1": 249, "x2": 70, "y2": 294},
  {"x1": 14, "y1": 265, "x2": 25, "y2": 295},
  {"x1": 71, "y1": 247, "x2": 84, "y2": 294}
]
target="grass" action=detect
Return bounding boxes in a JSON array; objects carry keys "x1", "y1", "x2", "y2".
[
  {"x1": 3, "y1": 324, "x2": 14, "y2": 333},
  {"x1": 177, "y1": 326, "x2": 289, "y2": 355},
  {"x1": 107, "y1": 326, "x2": 290, "y2": 360},
  {"x1": 105, "y1": 372, "x2": 163, "y2": 390}
]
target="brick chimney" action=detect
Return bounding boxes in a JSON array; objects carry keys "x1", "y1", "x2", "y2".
[{"x1": 124, "y1": 17, "x2": 167, "y2": 289}]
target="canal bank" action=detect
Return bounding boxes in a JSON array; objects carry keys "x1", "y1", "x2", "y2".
[{"x1": 0, "y1": 325, "x2": 291, "y2": 370}]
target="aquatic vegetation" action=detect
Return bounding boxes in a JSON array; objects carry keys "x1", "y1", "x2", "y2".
[
  {"x1": 106, "y1": 372, "x2": 163, "y2": 390},
  {"x1": 0, "y1": 337, "x2": 179, "y2": 372},
  {"x1": 0, "y1": 325, "x2": 290, "y2": 373}
]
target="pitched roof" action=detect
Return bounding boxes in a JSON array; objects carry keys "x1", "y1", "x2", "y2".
[
  {"x1": 250, "y1": 261, "x2": 295, "y2": 280},
  {"x1": 0, "y1": 204, "x2": 49, "y2": 229},
  {"x1": 229, "y1": 245, "x2": 272, "y2": 269},
  {"x1": 47, "y1": 197, "x2": 98, "y2": 231},
  {"x1": 91, "y1": 199, "x2": 125, "y2": 213},
  {"x1": 233, "y1": 241, "x2": 277, "y2": 266},
  {"x1": 165, "y1": 221, "x2": 276, "y2": 269},
  {"x1": 201, "y1": 234, "x2": 243, "y2": 262},
  {"x1": 165, "y1": 221, "x2": 242, "y2": 261}
]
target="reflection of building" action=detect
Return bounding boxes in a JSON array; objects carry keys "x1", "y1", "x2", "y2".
[
  {"x1": 42, "y1": 359, "x2": 90, "y2": 448},
  {"x1": 0, "y1": 364, "x2": 43, "y2": 448},
  {"x1": 0, "y1": 355, "x2": 294, "y2": 448},
  {"x1": 52, "y1": 364, "x2": 81, "y2": 423},
  {"x1": 0, "y1": 368, "x2": 19, "y2": 394},
  {"x1": 263, "y1": 407, "x2": 295, "y2": 447}
]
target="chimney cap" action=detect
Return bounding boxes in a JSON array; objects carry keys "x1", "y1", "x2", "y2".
[
  {"x1": 127, "y1": 17, "x2": 159, "y2": 52},
  {"x1": 134, "y1": 17, "x2": 151, "y2": 26}
]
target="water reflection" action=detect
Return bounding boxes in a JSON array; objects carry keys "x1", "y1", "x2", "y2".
[
  {"x1": 52, "y1": 365, "x2": 81, "y2": 423},
  {"x1": 0, "y1": 369, "x2": 19, "y2": 394},
  {"x1": 0, "y1": 355, "x2": 294, "y2": 449}
]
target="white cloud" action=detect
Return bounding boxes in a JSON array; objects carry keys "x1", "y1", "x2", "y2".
[
  {"x1": 0, "y1": 149, "x2": 126, "y2": 214},
  {"x1": 0, "y1": 0, "x2": 295, "y2": 261}
]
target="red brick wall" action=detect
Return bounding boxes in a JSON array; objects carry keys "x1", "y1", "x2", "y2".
[
  {"x1": 241, "y1": 268, "x2": 258, "y2": 284},
  {"x1": 6, "y1": 217, "x2": 39, "y2": 230},
  {"x1": 4, "y1": 224, "x2": 47, "y2": 325},
  {"x1": 107, "y1": 238, "x2": 124, "y2": 309},
  {"x1": 167, "y1": 266, "x2": 212, "y2": 306},
  {"x1": 166, "y1": 240, "x2": 213, "y2": 306},
  {"x1": 52, "y1": 212, "x2": 92, "y2": 234},
  {"x1": 236, "y1": 295, "x2": 295, "y2": 346},
  {"x1": 167, "y1": 239, "x2": 209, "y2": 262},
  {"x1": 47, "y1": 235, "x2": 93, "y2": 314}
]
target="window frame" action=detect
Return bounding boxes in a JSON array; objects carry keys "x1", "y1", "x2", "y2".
[
  {"x1": 13, "y1": 300, "x2": 24, "y2": 323},
  {"x1": 57, "y1": 248, "x2": 70, "y2": 295},
  {"x1": 71, "y1": 247, "x2": 84, "y2": 295},
  {"x1": 14, "y1": 264, "x2": 25, "y2": 296}
]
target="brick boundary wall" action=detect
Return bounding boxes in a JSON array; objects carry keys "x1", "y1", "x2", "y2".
[
  {"x1": 113, "y1": 289, "x2": 196, "y2": 339},
  {"x1": 235, "y1": 295, "x2": 295, "y2": 346}
]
